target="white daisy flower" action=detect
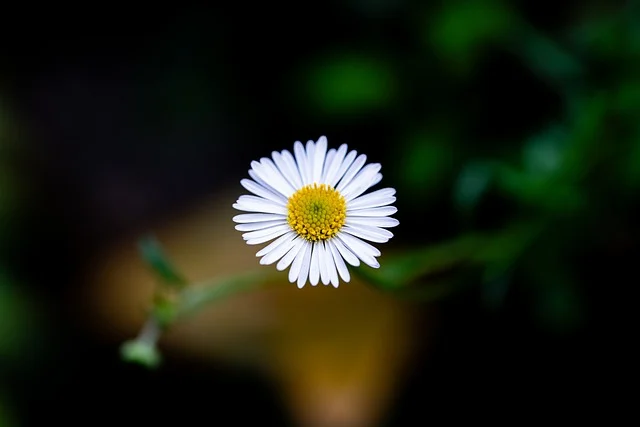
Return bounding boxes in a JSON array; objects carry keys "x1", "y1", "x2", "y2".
[{"x1": 232, "y1": 136, "x2": 398, "y2": 288}]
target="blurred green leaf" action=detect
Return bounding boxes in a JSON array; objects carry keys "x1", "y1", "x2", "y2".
[
  {"x1": 363, "y1": 235, "x2": 483, "y2": 288},
  {"x1": 522, "y1": 125, "x2": 566, "y2": 176},
  {"x1": 401, "y1": 131, "x2": 456, "y2": 200},
  {"x1": 453, "y1": 160, "x2": 495, "y2": 213},
  {"x1": 573, "y1": 17, "x2": 624, "y2": 59},
  {"x1": 613, "y1": 80, "x2": 640, "y2": 116},
  {"x1": 361, "y1": 222, "x2": 540, "y2": 296},
  {"x1": 492, "y1": 99, "x2": 611, "y2": 213},
  {"x1": 497, "y1": 165, "x2": 585, "y2": 213},
  {"x1": 560, "y1": 94, "x2": 608, "y2": 182},
  {"x1": 303, "y1": 55, "x2": 396, "y2": 114},
  {"x1": 138, "y1": 235, "x2": 188, "y2": 288},
  {"x1": 570, "y1": 3, "x2": 636, "y2": 62},
  {"x1": 429, "y1": 0, "x2": 513, "y2": 72},
  {"x1": 511, "y1": 24, "x2": 583, "y2": 96}
]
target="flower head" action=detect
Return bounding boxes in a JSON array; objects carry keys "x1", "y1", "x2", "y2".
[{"x1": 233, "y1": 136, "x2": 398, "y2": 288}]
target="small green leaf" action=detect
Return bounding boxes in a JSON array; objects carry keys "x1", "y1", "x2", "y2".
[
  {"x1": 512, "y1": 24, "x2": 584, "y2": 88},
  {"x1": 138, "y1": 235, "x2": 188, "y2": 288},
  {"x1": 120, "y1": 339, "x2": 162, "y2": 369},
  {"x1": 522, "y1": 125, "x2": 566, "y2": 176}
]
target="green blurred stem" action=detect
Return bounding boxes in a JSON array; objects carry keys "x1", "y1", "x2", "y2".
[
  {"x1": 136, "y1": 316, "x2": 162, "y2": 347},
  {"x1": 173, "y1": 270, "x2": 279, "y2": 320},
  {"x1": 121, "y1": 269, "x2": 280, "y2": 367}
]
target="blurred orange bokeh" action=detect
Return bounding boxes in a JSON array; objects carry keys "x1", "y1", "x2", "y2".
[{"x1": 82, "y1": 191, "x2": 432, "y2": 427}]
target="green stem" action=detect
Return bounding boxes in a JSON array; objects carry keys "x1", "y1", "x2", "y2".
[
  {"x1": 121, "y1": 269, "x2": 281, "y2": 367},
  {"x1": 173, "y1": 270, "x2": 281, "y2": 319}
]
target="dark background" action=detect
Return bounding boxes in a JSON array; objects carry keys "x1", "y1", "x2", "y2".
[{"x1": 1, "y1": 1, "x2": 636, "y2": 425}]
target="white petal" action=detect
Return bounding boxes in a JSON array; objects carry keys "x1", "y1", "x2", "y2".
[
  {"x1": 235, "y1": 219, "x2": 287, "y2": 232},
  {"x1": 346, "y1": 206, "x2": 397, "y2": 217},
  {"x1": 256, "y1": 231, "x2": 296, "y2": 257},
  {"x1": 233, "y1": 196, "x2": 287, "y2": 215},
  {"x1": 343, "y1": 224, "x2": 392, "y2": 243},
  {"x1": 260, "y1": 233, "x2": 298, "y2": 265},
  {"x1": 260, "y1": 158, "x2": 297, "y2": 196},
  {"x1": 346, "y1": 216, "x2": 399, "y2": 228},
  {"x1": 337, "y1": 233, "x2": 380, "y2": 268},
  {"x1": 323, "y1": 242, "x2": 339, "y2": 287},
  {"x1": 342, "y1": 163, "x2": 381, "y2": 201},
  {"x1": 312, "y1": 136, "x2": 327, "y2": 183},
  {"x1": 272, "y1": 151, "x2": 300, "y2": 190},
  {"x1": 280, "y1": 149, "x2": 303, "y2": 189},
  {"x1": 321, "y1": 149, "x2": 336, "y2": 184},
  {"x1": 336, "y1": 154, "x2": 367, "y2": 192},
  {"x1": 328, "y1": 241, "x2": 350, "y2": 283},
  {"x1": 331, "y1": 235, "x2": 360, "y2": 267},
  {"x1": 339, "y1": 231, "x2": 381, "y2": 256},
  {"x1": 248, "y1": 169, "x2": 283, "y2": 198},
  {"x1": 233, "y1": 213, "x2": 286, "y2": 223},
  {"x1": 350, "y1": 192, "x2": 396, "y2": 210},
  {"x1": 305, "y1": 140, "x2": 316, "y2": 184},
  {"x1": 323, "y1": 144, "x2": 347, "y2": 187},
  {"x1": 288, "y1": 240, "x2": 309, "y2": 283},
  {"x1": 243, "y1": 223, "x2": 291, "y2": 240},
  {"x1": 294, "y1": 141, "x2": 311, "y2": 186},
  {"x1": 297, "y1": 242, "x2": 313, "y2": 288},
  {"x1": 347, "y1": 188, "x2": 396, "y2": 210},
  {"x1": 309, "y1": 242, "x2": 320, "y2": 286},
  {"x1": 331, "y1": 149, "x2": 357, "y2": 188},
  {"x1": 250, "y1": 160, "x2": 290, "y2": 198},
  {"x1": 245, "y1": 227, "x2": 290, "y2": 245},
  {"x1": 240, "y1": 179, "x2": 287, "y2": 205},
  {"x1": 370, "y1": 173, "x2": 382, "y2": 187},
  {"x1": 277, "y1": 237, "x2": 305, "y2": 271},
  {"x1": 318, "y1": 242, "x2": 330, "y2": 285}
]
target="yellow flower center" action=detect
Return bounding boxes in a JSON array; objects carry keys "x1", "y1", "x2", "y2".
[{"x1": 287, "y1": 184, "x2": 347, "y2": 242}]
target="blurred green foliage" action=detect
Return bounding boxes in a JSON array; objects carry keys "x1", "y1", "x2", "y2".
[
  {"x1": 401, "y1": 129, "x2": 457, "y2": 200},
  {"x1": 138, "y1": 235, "x2": 188, "y2": 289},
  {"x1": 0, "y1": 395, "x2": 17, "y2": 427},
  {"x1": 300, "y1": 53, "x2": 397, "y2": 115},
  {"x1": 350, "y1": 0, "x2": 638, "y2": 333},
  {"x1": 428, "y1": 0, "x2": 514, "y2": 73}
]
